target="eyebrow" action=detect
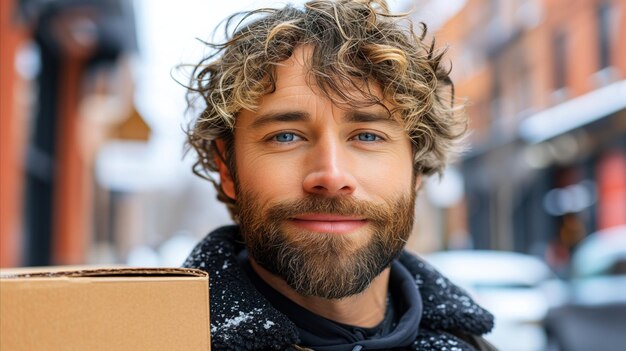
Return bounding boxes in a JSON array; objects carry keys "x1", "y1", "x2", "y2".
[
  {"x1": 250, "y1": 111, "x2": 311, "y2": 129},
  {"x1": 346, "y1": 111, "x2": 398, "y2": 126}
]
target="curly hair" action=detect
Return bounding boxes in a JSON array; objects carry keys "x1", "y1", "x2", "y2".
[{"x1": 185, "y1": 0, "x2": 466, "y2": 220}]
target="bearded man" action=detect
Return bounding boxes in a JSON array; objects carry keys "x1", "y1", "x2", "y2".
[{"x1": 183, "y1": 1, "x2": 495, "y2": 350}]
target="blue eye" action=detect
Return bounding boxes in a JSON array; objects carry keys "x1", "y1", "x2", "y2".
[
  {"x1": 273, "y1": 133, "x2": 296, "y2": 142},
  {"x1": 357, "y1": 132, "x2": 380, "y2": 142}
]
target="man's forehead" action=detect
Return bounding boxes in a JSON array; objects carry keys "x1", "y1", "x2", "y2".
[{"x1": 273, "y1": 45, "x2": 387, "y2": 100}]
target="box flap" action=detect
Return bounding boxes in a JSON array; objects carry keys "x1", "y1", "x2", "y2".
[{"x1": 0, "y1": 267, "x2": 208, "y2": 279}]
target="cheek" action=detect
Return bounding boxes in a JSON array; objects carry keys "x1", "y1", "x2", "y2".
[
  {"x1": 356, "y1": 161, "x2": 413, "y2": 195},
  {"x1": 354, "y1": 147, "x2": 414, "y2": 194},
  {"x1": 235, "y1": 151, "x2": 304, "y2": 199}
]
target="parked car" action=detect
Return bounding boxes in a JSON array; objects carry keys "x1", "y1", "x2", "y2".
[
  {"x1": 425, "y1": 250, "x2": 567, "y2": 351},
  {"x1": 568, "y1": 225, "x2": 626, "y2": 305},
  {"x1": 544, "y1": 225, "x2": 626, "y2": 351}
]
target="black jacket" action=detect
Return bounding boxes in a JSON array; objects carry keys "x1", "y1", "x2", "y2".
[{"x1": 183, "y1": 226, "x2": 496, "y2": 351}]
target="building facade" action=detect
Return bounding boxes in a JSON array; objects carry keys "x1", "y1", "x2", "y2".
[{"x1": 429, "y1": 0, "x2": 626, "y2": 266}]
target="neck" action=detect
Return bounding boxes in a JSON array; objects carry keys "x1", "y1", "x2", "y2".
[{"x1": 249, "y1": 258, "x2": 390, "y2": 328}]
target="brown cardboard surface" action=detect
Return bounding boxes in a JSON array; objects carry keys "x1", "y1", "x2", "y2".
[{"x1": 0, "y1": 267, "x2": 211, "y2": 351}]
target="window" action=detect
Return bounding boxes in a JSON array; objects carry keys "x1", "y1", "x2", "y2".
[
  {"x1": 597, "y1": 2, "x2": 612, "y2": 69},
  {"x1": 514, "y1": 51, "x2": 531, "y2": 116},
  {"x1": 552, "y1": 30, "x2": 567, "y2": 90}
]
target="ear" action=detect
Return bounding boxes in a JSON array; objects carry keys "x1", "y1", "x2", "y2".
[
  {"x1": 414, "y1": 175, "x2": 423, "y2": 191},
  {"x1": 214, "y1": 139, "x2": 236, "y2": 200}
]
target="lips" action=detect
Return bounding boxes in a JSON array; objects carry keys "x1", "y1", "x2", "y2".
[{"x1": 289, "y1": 214, "x2": 367, "y2": 234}]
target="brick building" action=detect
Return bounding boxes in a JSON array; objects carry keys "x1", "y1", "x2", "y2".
[{"x1": 426, "y1": 0, "x2": 626, "y2": 258}]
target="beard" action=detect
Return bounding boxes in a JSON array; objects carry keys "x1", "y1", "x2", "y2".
[{"x1": 237, "y1": 190, "x2": 416, "y2": 300}]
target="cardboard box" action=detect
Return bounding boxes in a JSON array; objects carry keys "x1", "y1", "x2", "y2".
[{"x1": 0, "y1": 267, "x2": 210, "y2": 350}]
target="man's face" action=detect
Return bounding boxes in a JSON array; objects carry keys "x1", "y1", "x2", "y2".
[{"x1": 219, "y1": 46, "x2": 418, "y2": 299}]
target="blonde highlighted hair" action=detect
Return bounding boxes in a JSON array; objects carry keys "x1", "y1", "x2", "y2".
[{"x1": 186, "y1": 0, "x2": 466, "y2": 219}]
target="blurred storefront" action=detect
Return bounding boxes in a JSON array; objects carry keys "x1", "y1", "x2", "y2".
[
  {"x1": 425, "y1": 0, "x2": 626, "y2": 270},
  {"x1": 1, "y1": 0, "x2": 236, "y2": 268},
  {"x1": 0, "y1": 0, "x2": 140, "y2": 267}
]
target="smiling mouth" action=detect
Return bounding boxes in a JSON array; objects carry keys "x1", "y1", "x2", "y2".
[{"x1": 289, "y1": 214, "x2": 368, "y2": 234}]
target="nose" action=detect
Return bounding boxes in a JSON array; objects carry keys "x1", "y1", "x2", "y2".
[{"x1": 302, "y1": 138, "x2": 357, "y2": 196}]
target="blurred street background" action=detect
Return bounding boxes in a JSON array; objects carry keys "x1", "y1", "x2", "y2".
[{"x1": 1, "y1": 0, "x2": 625, "y2": 350}]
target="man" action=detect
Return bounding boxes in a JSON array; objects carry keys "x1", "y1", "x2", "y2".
[{"x1": 183, "y1": 1, "x2": 495, "y2": 350}]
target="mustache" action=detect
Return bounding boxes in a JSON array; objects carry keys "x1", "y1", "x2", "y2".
[{"x1": 262, "y1": 195, "x2": 396, "y2": 224}]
